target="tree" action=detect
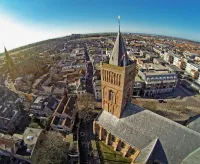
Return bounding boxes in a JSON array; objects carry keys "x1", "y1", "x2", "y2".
[
  {"x1": 29, "y1": 122, "x2": 41, "y2": 129},
  {"x1": 32, "y1": 131, "x2": 70, "y2": 164},
  {"x1": 77, "y1": 93, "x2": 95, "y2": 110},
  {"x1": 76, "y1": 93, "x2": 96, "y2": 122}
]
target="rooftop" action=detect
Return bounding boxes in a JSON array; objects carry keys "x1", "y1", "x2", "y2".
[
  {"x1": 186, "y1": 115, "x2": 200, "y2": 133},
  {"x1": 23, "y1": 128, "x2": 43, "y2": 147},
  {"x1": 96, "y1": 102, "x2": 200, "y2": 164}
]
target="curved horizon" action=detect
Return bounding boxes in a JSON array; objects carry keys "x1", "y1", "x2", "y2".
[{"x1": 1, "y1": 0, "x2": 200, "y2": 52}]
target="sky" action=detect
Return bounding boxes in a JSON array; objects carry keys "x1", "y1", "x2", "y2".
[{"x1": 0, "y1": 0, "x2": 200, "y2": 52}]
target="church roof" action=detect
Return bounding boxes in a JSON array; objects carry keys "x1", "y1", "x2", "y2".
[
  {"x1": 135, "y1": 138, "x2": 168, "y2": 164},
  {"x1": 182, "y1": 147, "x2": 200, "y2": 164},
  {"x1": 95, "y1": 102, "x2": 200, "y2": 164},
  {"x1": 109, "y1": 31, "x2": 129, "y2": 67},
  {"x1": 186, "y1": 115, "x2": 200, "y2": 133}
]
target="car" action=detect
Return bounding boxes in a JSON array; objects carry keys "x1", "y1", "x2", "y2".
[
  {"x1": 176, "y1": 96, "x2": 182, "y2": 100},
  {"x1": 158, "y1": 99, "x2": 164, "y2": 103}
]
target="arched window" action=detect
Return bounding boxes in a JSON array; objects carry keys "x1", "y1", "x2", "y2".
[
  {"x1": 109, "y1": 90, "x2": 115, "y2": 102},
  {"x1": 111, "y1": 135, "x2": 116, "y2": 142},
  {"x1": 129, "y1": 148, "x2": 135, "y2": 154},
  {"x1": 121, "y1": 142, "x2": 125, "y2": 149}
]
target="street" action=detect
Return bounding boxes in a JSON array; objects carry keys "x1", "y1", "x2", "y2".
[{"x1": 79, "y1": 120, "x2": 95, "y2": 164}]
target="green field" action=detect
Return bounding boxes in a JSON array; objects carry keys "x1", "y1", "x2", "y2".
[{"x1": 97, "y1": 141, "x2": 131, "y2": 164}]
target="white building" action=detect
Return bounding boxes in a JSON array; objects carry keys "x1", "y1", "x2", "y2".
[
  {"x1": 93, "y1": 80, "x2": 102, "y2": 101},
  {"x1": 185, "y1": 62, "x2": 200, "y2": 79},
  {"x1": 138, "y1": 70, "x2": 178, "y2": 97}
]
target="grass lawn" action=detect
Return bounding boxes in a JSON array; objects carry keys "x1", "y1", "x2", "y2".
[{"x1": 97, "y1": 141, "x2": 131, "y2": 164}]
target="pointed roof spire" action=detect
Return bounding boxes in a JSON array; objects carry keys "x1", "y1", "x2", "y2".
[
  {"x1": 4, "y1": 46, "x2": 15, "y2": 68},
  {"x1": 4, "y1": 46, "x2": 9, "y2": 56},
  {"x1": 118, "y1": 15, "x2": 120, "y2": 33},
  {"x1": 109, "y1": 16, "x2": 129, "y2": 67}
]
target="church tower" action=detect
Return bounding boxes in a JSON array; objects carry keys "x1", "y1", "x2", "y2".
[
  {"x1": 4, "y1": 46, "x2": 15, "y2": 70},
  {"x1": 4, "y1": 46, "x2": 19, "y2": 79},
  {"x1": 101, "y1": 17, "x2": 136, "y2": 118}
]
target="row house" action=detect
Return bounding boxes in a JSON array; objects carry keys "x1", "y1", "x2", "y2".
[
  {"x1": 30, "y1": 95, "x2": 59, "y2": 118},
  {"x1": 76, "y1": 77, "x2": 86, "y2": 95},
  {"x1": 14, "y1": 76, "x2": 32, "y2": 93},
  {"x1": 51, "y1": 95, "x2": 77, "y2": 132},
  {"x1": 173, "y1": 54, "x2": 186, "y2": 70},
  {"x1": 163, "y1": 51, "x2": 173, "y2": 63},
  {"x1": 0, "y1": 88, "x2": 23, "y2": 132},
  {"x1": 132, "y1": 75, "x2": 144, "y2": 97},
  {"x1": 0, "y1": 128, "x2": 44, "y2": 163},
  {"x1": 185, "y1": 62, "x2": 200, "y2": 79},
  {"x1": 93, "y1": 80, "x2": 102, "y2": 101},
  {"x1": 32, "y1": 74, "x2": 49, "y2": 92}
]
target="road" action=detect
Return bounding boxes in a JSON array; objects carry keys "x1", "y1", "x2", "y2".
[
  {"x1": 79, "y1": 120, "x2": 94, "y2": 164},
  {"x1": 84, "y1": 45, "x2": 94, "y2": 93}
]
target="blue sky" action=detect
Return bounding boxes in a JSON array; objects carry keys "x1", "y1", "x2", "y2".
[{"x1": 0, "y1": 0, "x2": 200, "y2": 52}]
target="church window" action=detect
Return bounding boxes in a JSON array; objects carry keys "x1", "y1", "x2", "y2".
[
  {"x1": 121, "y1": 142, "x2": 125, "y2": 148},
  {"x1": 129, "y1": 148, "x2": 135, "y2": 154},
  {"x1": 111, "y1": 135, "x2": 116, "y2": 142},
  {"x1": 109, "y1": 90, "x2": 115, "y2": 102}
]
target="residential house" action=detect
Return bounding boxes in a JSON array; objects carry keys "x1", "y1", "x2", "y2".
[
  {"x1": 93, "y1": 80, "x2": 102, "y2": 101},
  {"x1": 30, "y1": 95, "x2": 58, "y2": 118},
  {"x1": 76, "y1": 77, "x2": 86, "y2": 95},
  {"x1": 185, "y1": 62, "x2": 200, "y2": 79},
  {"x1": 51, "y1": 95, "x2": 77, "y2": 132},
  {"x1": 173, "y1": 54, "x2": 186, "y2": 69},
  {"x1": 0, "y1": 87, "x2": 23, "y2": 132},
  {"x1": 0, "y1": 128, "x2": 44, "y2": 163}
]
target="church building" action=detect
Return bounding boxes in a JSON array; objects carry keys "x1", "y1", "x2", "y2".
[{"x1": 93, "y1": 21, "x2": 200, "y2": 164}]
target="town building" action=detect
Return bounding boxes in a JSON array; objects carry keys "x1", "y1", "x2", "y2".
[
  {"x1": 138, "y1": 68, "x2": 178, "y2": 97},
  {"x1": 32, "y1": 74, "x2": 49, "y2": 93},
  {"x1": 93, "y1": 24, "x2": 200, "y2": 164},
  {"x1": 185, "y1": 62, "x2": 200, "y2": 79},
  {"x1": 0, "y1": 87, "x2": 23, "y2": 132},
  {"x1": 51, "y1": 95, "x2": 77, "y2": 132},
  {"x1": 0, "y1": 128, "x2": 44, "y2": 163},
  {"x1": 173, "y1": 54, "x2": 186, "y2": 69},
  {"x1": 93, "y1": 80, "x2": 102, "y2": 101},
  {"x1": 14, "y1": 76, "x2": 33, "y2": 93},
  {"x1": 166, "y1": 64, "x2": 184, "y2": 75},
  {"x1": 163, "y1": 51, "x2": 173, "y2": 63},
  {"x1": 30, "y1": 95, "x2": 59, "y2": 118},
  {"x1": 76, "y1": 77, "x2": 86, "y2": 95},
  {"x1": 132, "y1": 75, "x2": 144, "y2": 97}
]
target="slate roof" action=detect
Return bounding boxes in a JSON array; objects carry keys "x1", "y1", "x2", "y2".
[
  {"x1": 186, "y1": 115, "x2": 200, "y2": 133},
  {"x1": 95, "y1": 102, "x2": 200, "y2": 164},
  {"x1": 109, "y1": 31, "x2": 130, "y2": 67},
  {"x1": 135, "y1": 138, "x2": 168, "y2": 164},
  {"x1": 182, "y1": 147, "x2": 200, "y2": 164},
  {"x1": 46, "y1": 96, "x2": 59, "y2": 111}
]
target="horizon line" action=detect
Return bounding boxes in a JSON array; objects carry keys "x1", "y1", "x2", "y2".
[{"x1": 1, "y1": 31, "x2": 200, "y2": 54}]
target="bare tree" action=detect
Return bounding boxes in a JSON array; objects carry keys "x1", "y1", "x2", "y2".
[
  {"x1": 76, "y1": 93, "x2": 97, "y2": 122},
  {"x1": 32, "y1": 131, "x2": 70, "y2": 164},
  {"x1": 77, "y1": 93, "x2": 95, "y2": 110}
]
